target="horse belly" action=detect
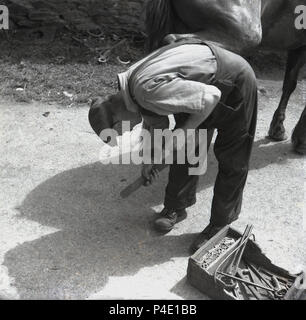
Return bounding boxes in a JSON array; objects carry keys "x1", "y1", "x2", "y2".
[
  {"x1": 261, "y1": 0, "x2": 306, "y2": 50},
  {"x1": 261, "y1": 23, "x2": 306, "y2": 51},
  {"x1": 172, "y1": 0, "x2": 262, "y2": 49}
]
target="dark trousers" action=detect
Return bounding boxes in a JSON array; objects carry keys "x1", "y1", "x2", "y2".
[{"x1": 164, "y1": 43, "x2": 258, "y2": 227}]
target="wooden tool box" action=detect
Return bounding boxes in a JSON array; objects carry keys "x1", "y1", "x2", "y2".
[{"x1": 187, "y1": 225, "x2": 305, "y2": 300}]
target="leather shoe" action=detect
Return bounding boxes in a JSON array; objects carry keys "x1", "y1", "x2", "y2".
[{"x1": 154, "y1": 207, "x2": 187, "y2": 232}]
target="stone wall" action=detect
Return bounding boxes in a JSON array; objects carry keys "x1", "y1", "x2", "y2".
[{"x1": 3, "y1": 0, "x2": 147, "y2": 34}]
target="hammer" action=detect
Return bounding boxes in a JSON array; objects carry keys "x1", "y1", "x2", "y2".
[{"x1": 120, "y1": 164, "x2": 167, "y2": 198}]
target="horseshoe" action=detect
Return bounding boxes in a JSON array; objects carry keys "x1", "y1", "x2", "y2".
[
  {"x1": 98, "y1": 55, "x2": 109, "y2": 63},
  {"x1": 87, "y1": 29, "x2": 104, "y2": 38},
  {"x1": 116, "y1": 56, "x2": 131, "y2": 65}
]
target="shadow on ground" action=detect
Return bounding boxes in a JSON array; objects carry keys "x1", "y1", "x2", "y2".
[{"x1": 3, "y1": 138, "x2": 303, "y2": 299}]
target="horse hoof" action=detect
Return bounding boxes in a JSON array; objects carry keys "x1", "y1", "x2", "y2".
[
  {"x1": 268, "y1": 131, "x2": 288, "y2": 142},
  {"x1": 293, "y1": 144, "x2": 306, "y2": 155},
  {"x1": 292, "y1": 110, "x2": 306, "y2": 155},
  {"x1": 268, "y1": 123, "x2": 287, "y2": 141},
  {"x1": 292, "y1": 136, "x2": 306, "y2": 155}
]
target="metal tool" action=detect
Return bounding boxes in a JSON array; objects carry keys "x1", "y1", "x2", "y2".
[
  {"x1": 272, "y1": 276, "x2": 281, "y2": 291},
  {"x1": 238, "y1": 269, "x2": 262, "y2": 300},
  {"x1": 246, "y1": 263, "x2": 275, "y2": 299},
  {"x1": 213, "y1": 226, "x2": 255, "y2": 293},
  {"x1": 218, "y1": 271, "x2": 276, "y2": 292},
  {"x1": 228, "y1": 225, "x2": 253, "y2": 276},
  {"x1": 233, "y1": 283, "x2": 243, "y2": 300},
  {"x1": 253, "y1": 267, "x2": 291, "y2": 298},
  {"x1": 120, "y1": 164, "x2": 167, "y2": 198},
  {"x1": 201, "y1": 237, "x2": 236, "y2": 268},
  {"x1": 218, "y1": 271, "x2": 289, "y2": 299},
  {"x1": 247, "y1": 264, "x2": 274, "y2": 300},
  {"x1": 247, "y1": 264, "x2": 274, "y2": 288},
  {"x1": 246, "y1": 264, "x2": 289, "y2": 299},
  {"x1": 120, "y1": 175, "x2": 146, "y2": 198},
  {"x1": 258, "y1": 267, "x2": 293, "y2": 286},
  {"x1": 271, "y1": 276, "x2": 287, "y2": 298}
]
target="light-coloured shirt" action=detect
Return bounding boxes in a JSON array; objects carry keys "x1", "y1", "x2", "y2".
[{"x1": 118, "y1": 43, "x2": 217, "y2": 116}]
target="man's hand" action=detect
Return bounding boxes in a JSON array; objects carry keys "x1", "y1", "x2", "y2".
[
  {"x1": 142, "y1": 164, "x2": 160, "y2": 186},
  {"x1": 162, "y1": 33, "x2": 199, "y2": 45}
]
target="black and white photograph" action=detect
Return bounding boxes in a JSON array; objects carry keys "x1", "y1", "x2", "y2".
[{"x1": 0, "y1": 0, "x2": 305, "y2": 306}]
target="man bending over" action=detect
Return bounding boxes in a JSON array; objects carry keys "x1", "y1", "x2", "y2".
[{"x1": 89, "y1": 34, "x2": 258, "y2": 253}]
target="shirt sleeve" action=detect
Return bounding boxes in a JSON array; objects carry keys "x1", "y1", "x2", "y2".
[{"x1": 134, "y1": 73, "x2": 219, "y2": 117}]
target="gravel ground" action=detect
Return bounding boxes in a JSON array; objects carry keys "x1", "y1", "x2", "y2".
[{"x1": 0, "y1": 57, "x2": 305, "y2": 299}]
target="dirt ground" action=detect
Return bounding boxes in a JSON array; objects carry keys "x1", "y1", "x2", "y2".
[
  {"x1": 0, "y1": 32, "x2": 305, "y2": 299},
  {"x1": 0, "y1": 29, "x2": 145, "y2": 106}
]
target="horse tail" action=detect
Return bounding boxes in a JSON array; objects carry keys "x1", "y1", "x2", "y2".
[{"x1": 145, "y1": 0, "x2": 174, "y2": 51}]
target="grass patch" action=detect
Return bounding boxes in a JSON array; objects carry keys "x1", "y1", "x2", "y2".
[
  {"x1": 0, "y1": 29, "x2": 145, "y2": 106},
  {"x1": 0, "y1": 28, "x2": 294, "y2": 107}
]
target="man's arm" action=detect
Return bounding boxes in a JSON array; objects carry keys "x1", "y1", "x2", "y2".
[
  {"x1": 142, "y1": 85, "x2": 221, "y2": 184},
  {"x1": 179, "y1": 85, "x2": 221, "y2": 132}
]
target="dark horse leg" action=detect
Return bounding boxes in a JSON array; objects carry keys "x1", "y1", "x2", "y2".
[
  {"x1": 268, "y1": 46, "x2": 306, "y2": 143},
  {"x1": 292, "y1": 105, "x2": 306, "y2": 155}
]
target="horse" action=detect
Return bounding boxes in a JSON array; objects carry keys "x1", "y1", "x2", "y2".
[{"x1": 145, "y1": 0, "x2": 306, "y2": 154}]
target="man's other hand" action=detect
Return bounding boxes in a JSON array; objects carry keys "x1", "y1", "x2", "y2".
[{"x1": 142, "y1": 164, "x2": 160, "y2": 186}]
